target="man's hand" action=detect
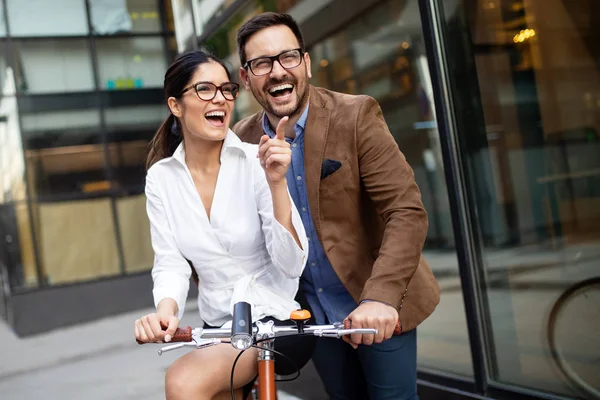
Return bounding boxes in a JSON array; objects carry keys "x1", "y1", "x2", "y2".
[
  {"x1": 258, "y1": 116, "x2": 291, "y2": 185},
  {"x1": 343, "y1": 301, "x2": 399, "y2": 348}
]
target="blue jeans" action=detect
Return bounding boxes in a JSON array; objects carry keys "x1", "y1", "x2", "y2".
[{"x1": 312, "y1": 329, "x2": 419, "y2": 400}]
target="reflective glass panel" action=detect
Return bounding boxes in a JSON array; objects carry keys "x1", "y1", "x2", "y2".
[
  {"x1": 445, "y1": 0, "x2": 600, "y2": 396},
  {"x1": 6, "y1": 0, "x2": 89, "y2": 37}
]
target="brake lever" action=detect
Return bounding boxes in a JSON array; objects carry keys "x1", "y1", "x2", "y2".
[
  {"x1": 158, "y1": 338, "x2": 222, "y2": 355},
  {"x1": 313, "y1": 328, "x2": 378, "y2": 338}
]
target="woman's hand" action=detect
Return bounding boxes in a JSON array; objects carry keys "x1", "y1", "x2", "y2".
[
  {"x1": 258, "y1": 116, "x2": 291, "y2": 185},
  {"x1": 134, "y1": 299, "x2": 179, "y2": 343}
]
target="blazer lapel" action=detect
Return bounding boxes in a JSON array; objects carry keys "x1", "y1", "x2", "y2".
[
  {"x1": 304, "y1": 86, "x2": 331, "y2": 239},
  {"x1": 237, "y1": 111, "x2": 265, "y2": 145},
  {"x1": 249, "y1": 113, "x2": 265, "y2": 144}
]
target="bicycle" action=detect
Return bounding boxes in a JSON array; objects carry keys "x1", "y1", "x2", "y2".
[
  {"x1": 138, "y1": 301, "x2": 401, "y2": 399},
  {"x1": 547, "y1": 277, "x2": 600, "y2": 399}
]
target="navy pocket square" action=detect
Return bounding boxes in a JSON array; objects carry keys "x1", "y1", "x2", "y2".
[{"x1": 321, "y1": 159, "x2": 342, "y2": 179}]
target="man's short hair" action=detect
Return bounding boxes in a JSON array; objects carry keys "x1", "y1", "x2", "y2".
[{"x1": 236, "y1": 12, "x2": 305, "y2": 67}]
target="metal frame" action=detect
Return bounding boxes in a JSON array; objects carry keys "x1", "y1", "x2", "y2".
[
  {"x1": 417, "y1": 0, "x2": 492, "y2": 393},
  {"x1": 84, "y1": 0, "x2": 126, "y2": 274}
]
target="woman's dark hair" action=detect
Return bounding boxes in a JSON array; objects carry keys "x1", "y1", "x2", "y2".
[
  {"x1": 236, "y1": 12, "x2": 305, "y2": 68},
  {"x1": 146, "y1": 49, "x2": 232, "y2": 170}
]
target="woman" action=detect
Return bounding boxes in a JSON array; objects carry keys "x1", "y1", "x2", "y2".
[{"x1": 134, "y1": 50, "x2": 310, "y2": 400}]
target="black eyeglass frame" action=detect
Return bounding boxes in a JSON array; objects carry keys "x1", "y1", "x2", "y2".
[
  {"x1": 179, "y1": 81, "x2": 240, "y2": 101},
  {"x1": 243, "y1": 48, "x2": 305, "y2": 76}
]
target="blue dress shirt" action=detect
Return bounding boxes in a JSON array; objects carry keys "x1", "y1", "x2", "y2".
[{"x1": 262, "y1": 105, "x2": 358, "y2": 324}]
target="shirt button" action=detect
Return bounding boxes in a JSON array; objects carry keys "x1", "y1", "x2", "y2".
[
  {"x1": 292, "y1": 143, "x2": 297, "y2": 148},
  {"x1": 296, "y1": 176, "x2": 302, "y2": 181},
  {"x1": 311, "y1": 262, "x2": 316, "y2": 267},
  {"x1": 301, "y1": 207, "x2": 306, "y2": 212},
  {"x1": 318, "y1": 288, "x2": 323, "y2": 293}
]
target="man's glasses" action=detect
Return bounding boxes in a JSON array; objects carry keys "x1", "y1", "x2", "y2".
[
  {"x1": 180, "y1": 81, "x2": 240, "y2": 101},
  {"x1": 244, "y1": 48, "x2": 304, "y2": 77}
]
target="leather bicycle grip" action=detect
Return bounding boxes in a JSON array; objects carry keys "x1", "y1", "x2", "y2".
[
  {"x1": 136, "y1": 326, "x2": 193, "y2": 344},
  {"x1": 343, "y1": 319, "x2": 402, "y2": 335}
]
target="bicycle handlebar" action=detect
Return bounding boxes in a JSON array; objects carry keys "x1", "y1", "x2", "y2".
[
  {"x1": 136, "y1": 321, "x2": 401, "y2": 345},
  {"x1": 140, "y1": 320, "x2": 401, "y2": 354},
  {"x1": 136, "y1": 299, "x2": 401, "y2": 350},
  {"x1": 137, "y1": 320, "x2": 401, "y2": 342}
]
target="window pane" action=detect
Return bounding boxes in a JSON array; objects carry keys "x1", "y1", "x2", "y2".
[
  {"x1": 103, "y1": 87, "x2": 167, "y2": 190},
  {"x1": 117, "y1": 193, "x2": 152, "y2": 274},
  {"x1": 7, "y1": 0, "x2": 89, "y2": 37},
  {"x1": 18, "y1": 94, "x2": 107, "y2": 199},
  {"x1": 110, "y1": 138, "x2": 154, "y2": 275},
  {"x1": 25, "y1": 144, "x2": 111, "y2": 200},
  {"x1": 34, "y1": 198, "x2": 120, "y2": 285},
  {"x1": 96, "y1": 37, "x2": 167, "y2": 90},
  {"x1": 448, "y1": 0, "x2": 600, "y2": 396},
  {"x1": 106, "y1": 103, "x2": 165, "y2": 180},
  {"x1": 13, "y1": 40, "x2": 95, "y2": 94},
  {"x1": 90, "y1": 0, "x2": 162, "y2": 35},
  {"x1": 105, "y1": 103, "x2": 166, "y2": 141},
  {"x1": 127, "y1": 0, "x2": 161, "y2": 33}
]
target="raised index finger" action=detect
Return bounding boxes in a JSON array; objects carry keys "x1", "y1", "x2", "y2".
[{"x1": 275, "y1": 116, "x2": 289, "y2": 141}]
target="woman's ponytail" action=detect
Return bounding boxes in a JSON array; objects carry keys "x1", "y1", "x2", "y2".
[{"x1": 146, "y1": 113, "x2": 182, "y2": 170}]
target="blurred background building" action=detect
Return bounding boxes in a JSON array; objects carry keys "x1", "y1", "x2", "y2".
[
  {"x1": 0, "y1": 0, "x2": 176, "y2": 333},
  {"x1": 0, "y1": 0, "x2": 598, "y2": 399}
]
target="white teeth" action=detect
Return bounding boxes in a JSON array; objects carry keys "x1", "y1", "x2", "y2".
[
  {"x1": 205, "y1": 111, "x2": 225, "y2": 117},
  {"x1": 268, "y1": 84, "x2": 293, "y2": 93}
]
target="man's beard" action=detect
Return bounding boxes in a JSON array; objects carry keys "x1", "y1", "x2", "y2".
[{"x1": 252, "y1": 78, "x2": 308, "y2": 119}]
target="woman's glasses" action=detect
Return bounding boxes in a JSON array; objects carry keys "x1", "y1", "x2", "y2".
[{"x1": 180, "y1": 81, "x2": 240, "y2": 101}]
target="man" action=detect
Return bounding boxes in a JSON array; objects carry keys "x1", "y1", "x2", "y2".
[{"x1": 233, "y1": 12, "x2": 440, "y2": 400}]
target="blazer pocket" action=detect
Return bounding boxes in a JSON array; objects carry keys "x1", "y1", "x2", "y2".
[
  {"x1": 321, "y1": 159, "x2": 342, "y2": 179},
  {"x1": 320, "y1": 158, "x2": 352, "y2": 196}
]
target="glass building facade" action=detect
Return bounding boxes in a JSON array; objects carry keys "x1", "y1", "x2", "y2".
[
  {"x1": 0, "y1": 0, "x2": 177, "y2": 333},
  {"x1": 173, "y1": 0, "x2": 599, "y2": 399},
  {"x1": 0, "y1": 0, "x2": 597, "y2": 399}
]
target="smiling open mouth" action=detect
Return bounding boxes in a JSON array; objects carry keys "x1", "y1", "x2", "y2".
[
  {"x1": 205, "y1": 110, "x2": 225, "y2": 125},
  {"x1": 268, "y1": 83, "x2": 293, "y2": 98}
]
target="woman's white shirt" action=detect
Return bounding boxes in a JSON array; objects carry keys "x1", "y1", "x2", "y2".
[{"x1": 146, "y1": 129, "x2": 308, "y2": 327}]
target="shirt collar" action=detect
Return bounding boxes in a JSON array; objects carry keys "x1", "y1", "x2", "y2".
[
  {"x1": 261, "y1": 103, "x2": 309, "y2": 138},
  {"x1": 171, "y1": 128, "x2": 245, "y2": 167}
]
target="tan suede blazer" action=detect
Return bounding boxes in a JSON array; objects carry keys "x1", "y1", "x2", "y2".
[{"x1": 234, "y1": 86, "x2": 440, "y2": 332}]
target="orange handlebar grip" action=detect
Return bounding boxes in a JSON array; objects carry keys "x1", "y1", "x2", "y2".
[{"x1": 290, "y1": 309, "x2": 312, "y2": 321}]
